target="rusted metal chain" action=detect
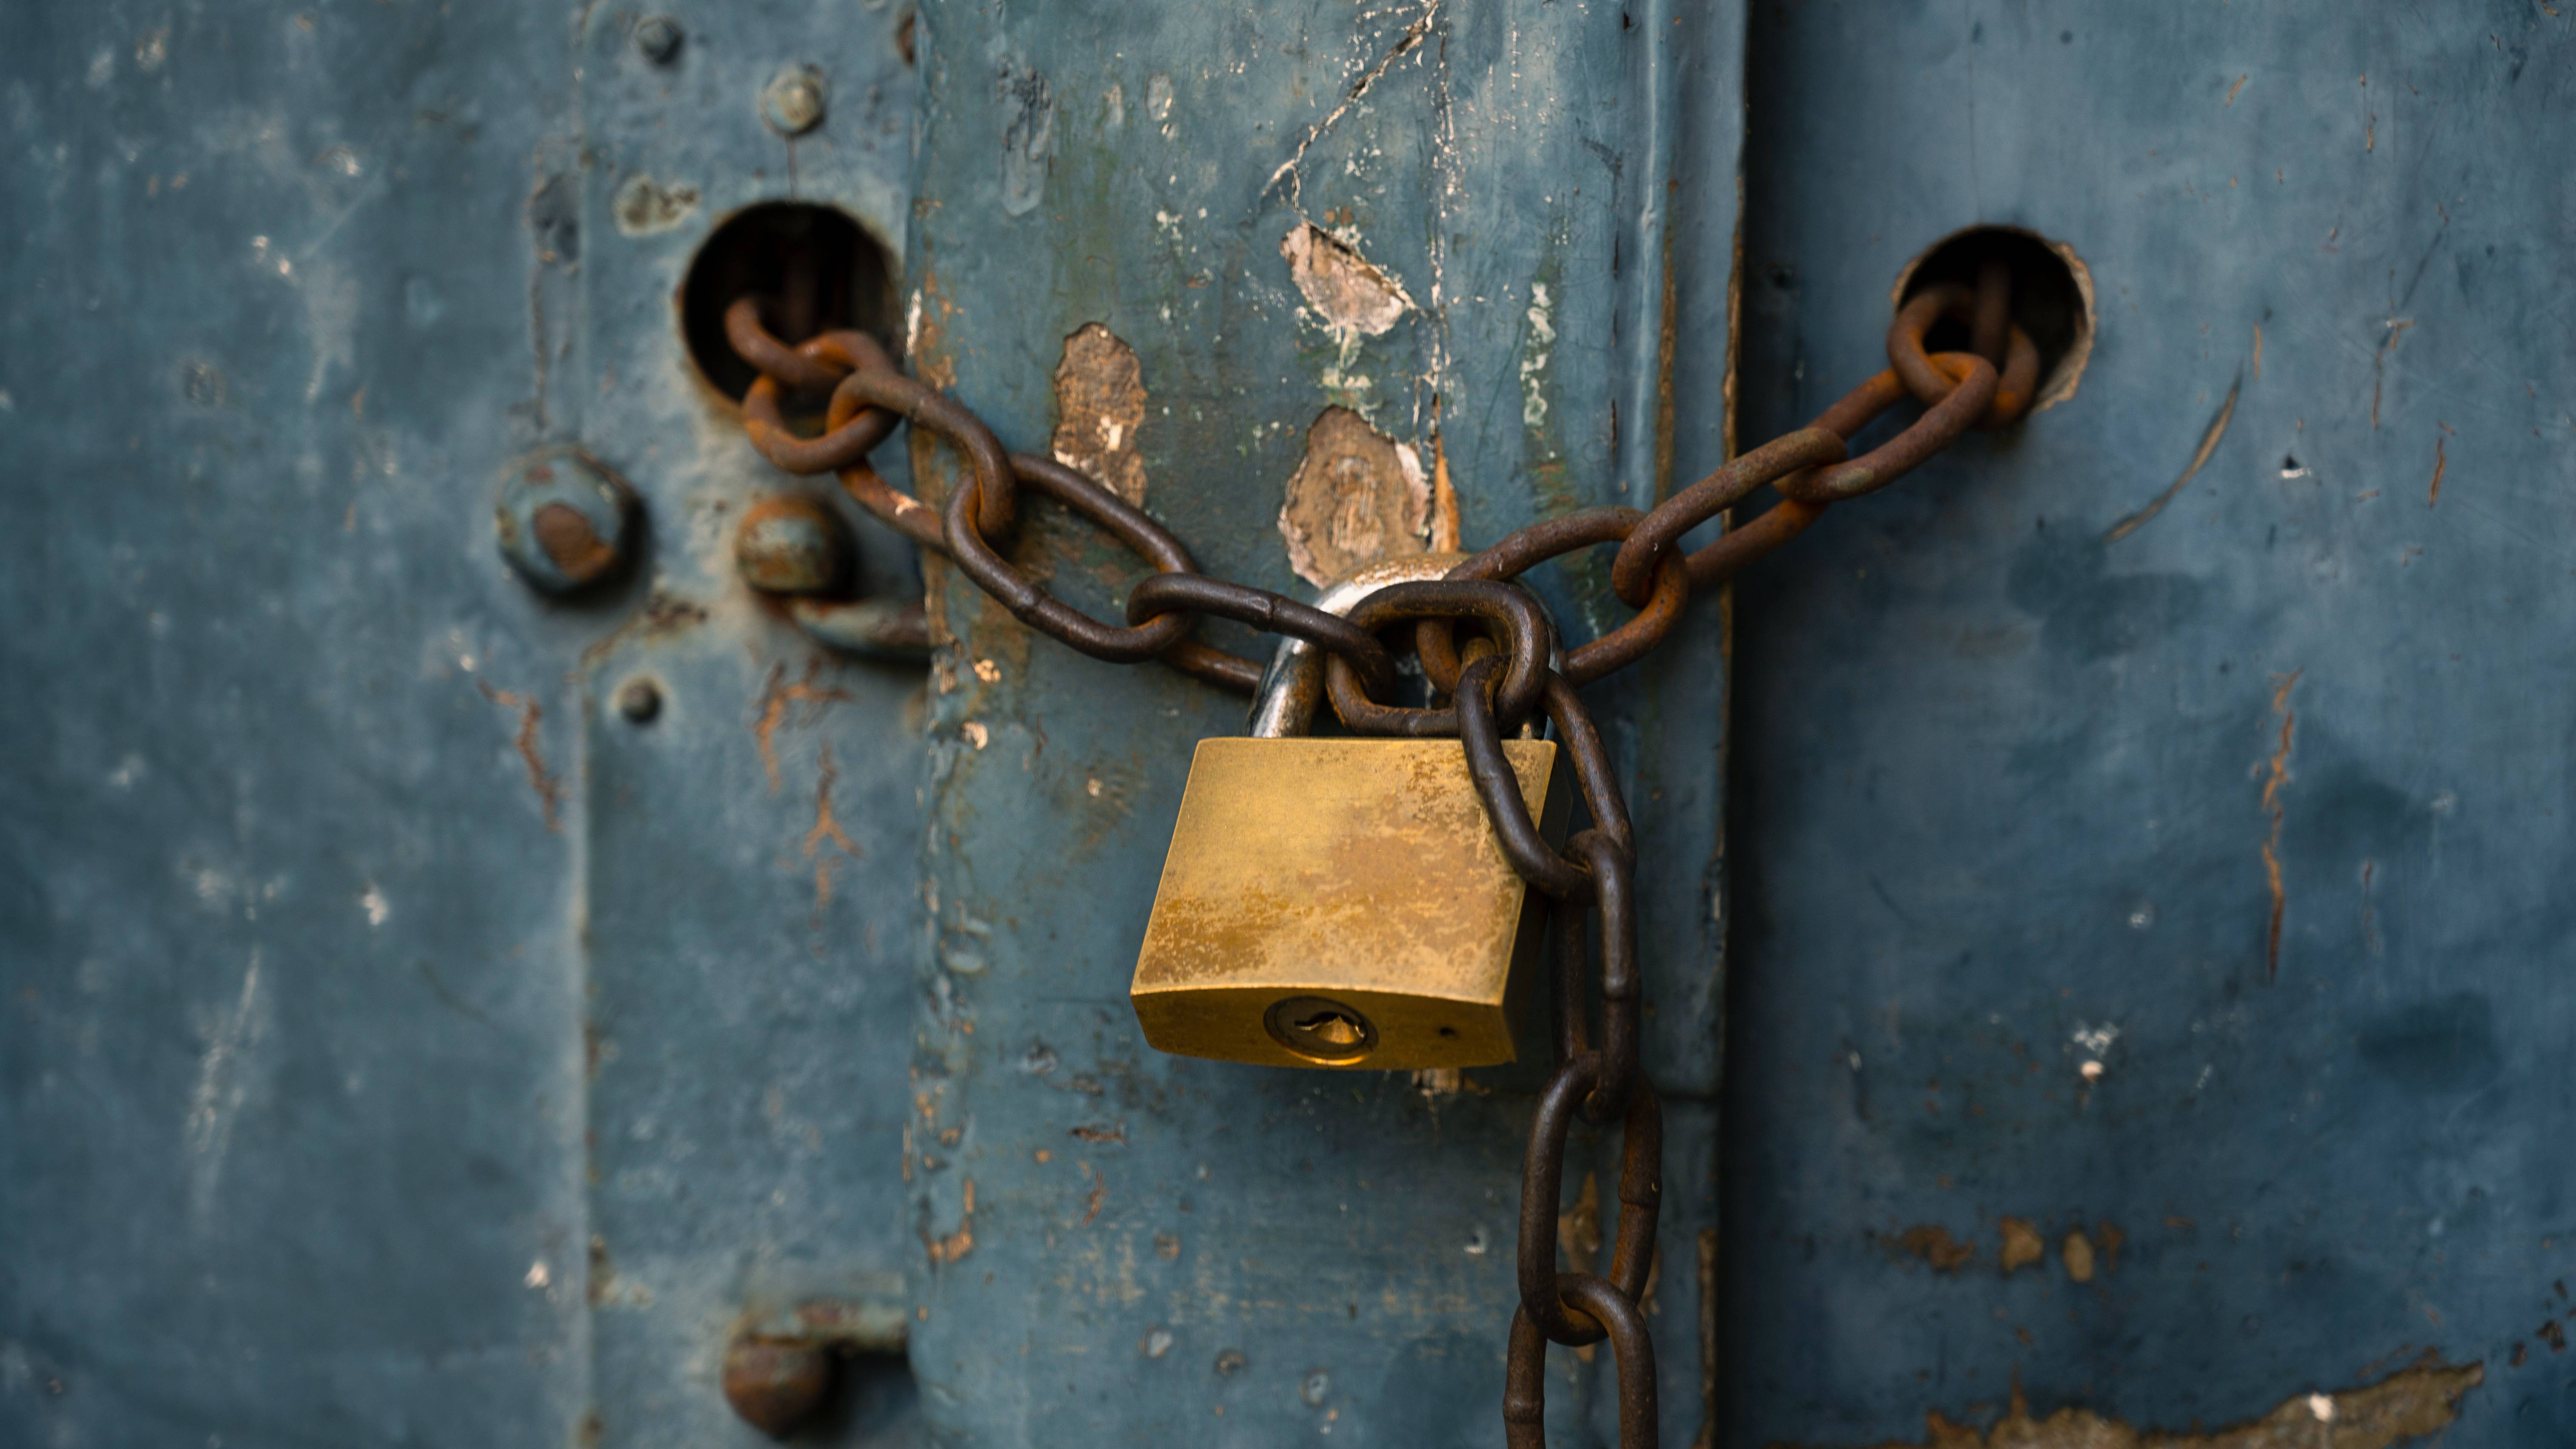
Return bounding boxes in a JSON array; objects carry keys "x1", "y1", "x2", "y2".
[{"x1": 722, "y1": 262, "x2": 2040, "y2": 1449}]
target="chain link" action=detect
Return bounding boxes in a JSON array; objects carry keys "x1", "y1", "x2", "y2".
[{"x1": 723, "y1": 261, "x2": 2030, "y2": 1447}]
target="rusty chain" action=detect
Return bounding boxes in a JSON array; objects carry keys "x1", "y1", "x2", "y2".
[{"x1": 724, "y1": 268, "x2": 2034, "y2": 1447}]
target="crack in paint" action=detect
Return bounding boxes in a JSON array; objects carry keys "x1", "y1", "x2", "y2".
[
  {"x1": 2104, "y1": 371, "x2": 2239, "y2": 544},
  {"x1": 476, "y1": 679, "x2": 561, "y2": 830}
]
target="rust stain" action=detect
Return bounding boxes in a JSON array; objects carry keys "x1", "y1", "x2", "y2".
[
  {"x1": 924, "y1": 1177, "x2": 975, "y2": 1264},
  {"x1": 1050, "y1": 323, "x2": 1149, "y2": 505},
  {"x1": 2096, "y1": 1220, "x2": 2125, "y2": 1272},
  {"x1": 1079, "y1": 1161, "x2": 1106, "y2": 1227},
  {"x1": 753, "y1": 661, "x2": 852, "y2": 794},
  {"x1": 475, "y1": 680, "x2": 561, "y2": 831},
  {"x1": 2261, "y1": 670, "x2": 2303, "y2": 982},
  {"x1": 1811, "y1": 1357, "x2": 2481, "y2": 1449},
  {"x1": 1427, "y1": 424, "x2": 1462, "y2": 551},
  {"x1": 1278, "y1": 406, "x2": 1435, "y2": 585},
  {"x1": 1562, "y1": 1173, "x2": 1604, "y2": 1270},
  {"x1": 1998, "y1": 1218, "x2": 2044, "y2": 1276},
  {"x1": 1068, "y1": 1123, "x2": 1125, "y2": 1144},
  {"x1": 2427, "y1": 437, "x2": 2447, "y2": 507},
  {"x1": 1898, "y1": 1224, "x2": 1975, "y2": 1274},
  {"x1": 2062, "y1": 1229, "x2": 2097, "y2": 1283},
  {"x1": 2104, "y1": 371, "x2": 2239, "y2": 544},
  {"x1": 803, "y1": 743, "x2": 861, "y2": 910}
]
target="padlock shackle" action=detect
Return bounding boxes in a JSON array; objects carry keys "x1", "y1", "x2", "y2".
[{"x1": 1248, "y1": 554, "x2": 1470, "y2": 738}]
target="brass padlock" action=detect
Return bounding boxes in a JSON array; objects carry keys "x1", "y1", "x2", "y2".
[{"x1": 1130, "y1": 556, "x2": 1567, "y2": 1070}]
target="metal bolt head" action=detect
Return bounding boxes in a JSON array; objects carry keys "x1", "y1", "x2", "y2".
[
  {"x1": 633, "y1": 15, "x2": 682, "y2": 64},
  {"x1": 615, "y1": 678, "x2": 663, "y2": 723},
  {"x1": 736, "y1": 495, "x2": 849, "y2": 595},
  {"x1": 722, "y1": 1337, "x2": 833, "y2": 1438},
  {"x1": 761, "y1": 65, "x2": 827, "y2": 135},
  {"x1": 494, "y1": 449, "x2": 638, "y2": 595}
]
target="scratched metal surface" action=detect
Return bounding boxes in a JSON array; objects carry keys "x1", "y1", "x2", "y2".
[
  {"x1": 0, "y1": 4, "x2": 590, "y2": 1441},
  {"x1": 1726, "y1": 4, "x2": 2576, "y2": 1445},
  {"x1": 901, "y1": 2, "x2": 1741, "y2": 1444},
  {"x1": 0, "y1": 3, "x2": 929, "y2": 1445}
]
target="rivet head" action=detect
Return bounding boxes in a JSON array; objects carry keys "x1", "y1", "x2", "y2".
[
  {"x1": 736, "y1": 495, "x2": 850, "y2": 595},
  {"x1": 614, "y1": 678, "x2": 663, "y2": 722},
  {"x1": 495, "y1": 449, "x2": 637, "y2": 595},
  {"x1": 722, "y1": 1337, "x2": 833, "y2": 1438},
  {"x1": 633, "y1": 15, "x2": 682, "y2": 64},
  {"x1": 761, "y1": 65, "x2": 827, "y2": 135}
]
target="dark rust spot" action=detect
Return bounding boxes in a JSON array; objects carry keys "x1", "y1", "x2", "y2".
[
  {"x1": 532, "y1": 502, "x2": 618, "y2": 583},
  {"x1": 721, "y1": 1336, "x2": 833, "y2": 1438}
]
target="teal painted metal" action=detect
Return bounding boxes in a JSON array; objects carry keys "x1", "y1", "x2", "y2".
[
  {"x1": 1727, "y1": 4, "x2": 2576, "y2": 1445},
  {"x1": 898, "y1": 2, "x2": 1743, "y2": 1443},
  {"x1": 2, "y1": 3, "x2": 927, "y2": 1444}
]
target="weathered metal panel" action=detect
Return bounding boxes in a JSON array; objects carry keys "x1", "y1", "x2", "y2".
[
  {"x1": 900, "y1": 2, "x2": 1742, "y2": 1443},
  {"x1": 0, "y1": 5, "x2": 591, "y2": 1441},
  {"x1": 1, "y1": 3, "x2": 929, "y2": 1443},
  {"x1": 1727, "y1": 4, "x2": 2575, "y2": 1445},
  {"x1": 565, "y1": 6, "x2": 927, "y2": 1443}
]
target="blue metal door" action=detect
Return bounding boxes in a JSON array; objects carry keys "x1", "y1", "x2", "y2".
[{"x1": 6, "y1": 3, "x2": 2571, "y2": 1446}]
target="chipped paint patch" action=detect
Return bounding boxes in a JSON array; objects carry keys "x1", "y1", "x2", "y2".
[
  {"x1": 1520, "y1": 281, "x2": 1556, "y2": 428},
  {"x1": 1050, "y1": 323, "x2": 1149, "y2": 505},
  {"x1": 1998, "y1": 1218, "x2": 2044, "y2": 1276},
  {"x1": 1277, "y1": 406, "x2": 1434, "y2": 586},
  {"x1": 1282, "y1": 222, "x2": 1414, "y2": 343},
  {"x1": 925, "y1": 1177, "x2": 975, "y2": 1263},
  {"x1": 997, "y1": 64, "x2": 1054, "y2": 217},
  {"x1": 1812, "y1": 1358, "x2": 2481, "y2": 1449},
  {"x1": 611, "y1": 175, "x2": 699, "y2": 236}
]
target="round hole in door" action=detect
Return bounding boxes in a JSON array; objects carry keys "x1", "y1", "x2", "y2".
[
  {"x1": 679, "y1": 202, "x2": 897, "y2": 402},
  {"x1": 1894, "y1": 226, "x2": 2095, "y2": 414}
]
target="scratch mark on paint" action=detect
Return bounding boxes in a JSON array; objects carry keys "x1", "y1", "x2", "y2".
[
  {"x1": 2251, "y1": 322, "x2": 2263, "y2": 379},
  {"x1": 2428, "y1": 436, "x2": 2447, "y2": 506},
  {"x1": 2372, "y1": 318, "x2": 2412, "y2": 428},
  {"x1": 2225, "y1": 73, "x2": 2248, "y2": 106},
  {"x1": 2103, "y1": 371, "x2": 2239, "y2": 544},
  {"x1": 2261, "y1": 670, "x2": 2303, "y2": 982},
  {"x1": 186, "y1": 952, "x2": 266, "y2": 1226},
  {"x1": 476, "y1": 680, "x2": 561, "y2": 830},
  {"x1": 1262, "y1": 0, "x2": 1440, "y2": 211}
]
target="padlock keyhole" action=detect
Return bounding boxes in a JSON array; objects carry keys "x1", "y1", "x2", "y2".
[
  {"x1": 1295, "y1": 1010, "x2": 1364, "y2": 1046},
  {"x1": 1263, "y1": 995, "x2": 1380, "y2": 1064}
]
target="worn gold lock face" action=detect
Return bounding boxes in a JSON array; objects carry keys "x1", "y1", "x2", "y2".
[{"x1": 1130, "y1": 557, "x2": 1567, "y2": 1070}]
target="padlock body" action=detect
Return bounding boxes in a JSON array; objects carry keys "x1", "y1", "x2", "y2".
[{"x1": 1131, "y1": 736, "x2": 1566, "y2": 1070}]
